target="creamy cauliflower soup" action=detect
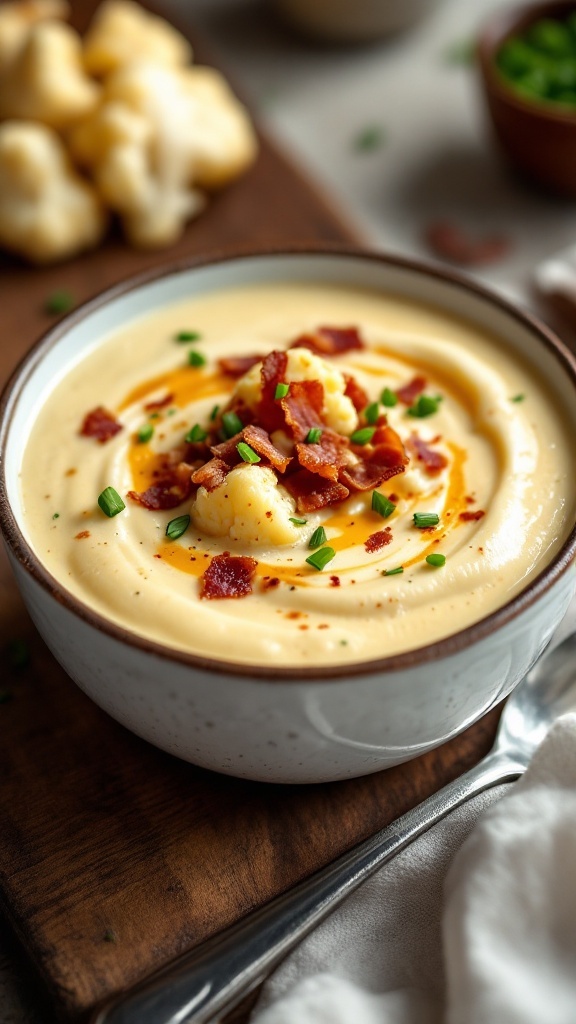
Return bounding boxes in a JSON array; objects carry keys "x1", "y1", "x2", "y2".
[{"x1": 20, "y1": 281, "x2": 575, "y2": 667}]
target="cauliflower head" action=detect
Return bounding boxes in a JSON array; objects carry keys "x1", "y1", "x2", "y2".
[
  {"x1": 191, "y1": 465, "x2": 303, "y2": 547},
  {"x1": 234, "y1": 346, "x2": 358, "y2": 436},
  {"x1": 0, "y1": 120, "x2": 107, "y2": 262},
  {"x1": 0, "y1": 0, "x2": 69, "y2": 70},
  {"x1": 83, "y1": 0, "x2": 192, "y2": 77}
]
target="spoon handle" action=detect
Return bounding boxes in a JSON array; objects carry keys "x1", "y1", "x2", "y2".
[{"x1": 90, "y1": 750, "x2": 524, "y2": 1024}]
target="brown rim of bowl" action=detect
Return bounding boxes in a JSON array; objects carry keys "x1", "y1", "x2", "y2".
[
  {"x1": 478, "y1": 0, "x2": 576, "y2": 122},
  {"x1": 1, "y1": 243, "x2": 576, "y2": 681}
]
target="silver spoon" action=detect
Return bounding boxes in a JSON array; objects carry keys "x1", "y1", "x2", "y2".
[{"x1": 90, "y1": 630, "x2": 576, "y2": 1024}]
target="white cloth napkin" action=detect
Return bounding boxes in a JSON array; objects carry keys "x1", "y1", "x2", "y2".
[{"x1": 249, "y1": 616, "x2": 576, "y2": 1024}]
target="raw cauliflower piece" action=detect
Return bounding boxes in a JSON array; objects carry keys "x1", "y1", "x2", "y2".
[
  {"x1": 191, "y1": 465, "x2": 303, "y2": 547},
  {"x1": 0, "y1": 120, "x2": 107, "y2": 263},
  {"x1": 0, "y1": 20, "x2": 99, "y2": 127},
  {"x1": 83, "y1": 0, "x2": 192, "y2": 77},
  {"x1": 0, "y1": 0, "x2": 68, "y2": 71},
  {"x1": 234, "y1": 347, "x2": 358, "y2": 436}
]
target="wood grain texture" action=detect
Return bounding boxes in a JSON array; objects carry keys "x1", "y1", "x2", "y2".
[{"x1": 0, "y1": 0, "x2": 501, "y2": 1019}]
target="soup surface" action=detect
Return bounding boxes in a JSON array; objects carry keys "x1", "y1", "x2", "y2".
[{"x1": 20, "y1": 280, "x2": 575, "y2": 666}]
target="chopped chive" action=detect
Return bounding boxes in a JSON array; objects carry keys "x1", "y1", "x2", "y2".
[
  {"x1": 289, "y1": 516, "x2": 308, "y2": 526},
  {"x1": 149, "y1": 412, "x2": 160, "y2": 420},
  {"x1": 306, "y1": 546, "x2": 335, "y2": 571},
  {"x1": 350, "y1": 426, "x2": 376, "y2": 446},
  {"x1": 510, "y1": 393, "x2": 525, "y2": 402},
  {"x1": 382, "y1": 566, "x2": 404, "y2": 576},
  {"x1": 8, "y1": 638, "x2": 29, "y2": 669},
  {"x1": 309, "y1": 526, "x2": 327, "y2": 548},
  {"x1": 426, "y1": 553, "x2": 446, "y2": 567},
  {"x1": 52, "y1": 512, "x2": 60, "y2": 520},
  {"x1": 237, "y1": 442, "x2": 261, "y2": 464},
  {"x1": 210, "y1": 404, "x2": 220, "y2": 421},
  {"x1": 185, "y1": 423, "x2": 207, "y2": 443},
  {"x1": 222, "y1": 411, "x2": 243, "y2": 438},
  {"x1": 381, "y1": 387, "x2": 398, "y2": 407},
  {"x1": 45, "y1": 289, "x2": 75, "y2": 315},
  {"x1": 413, "y1": 512, "x2": 440, "y2": 528},
  {"x1": 371, "y1": 491, "x2": 396, "y2": 518},
  {"x1": 275, "y1": 382, "x2": 289, "y2": 399},
  {"x1": 188, "y1": 350, "x2": 206, "y2": 368},
  {"x1": 407, "y1": 395, "x2": 442, "y2": 418},
  {"x1": 305, "y1": 427, "x2": 323, "y2": 444},
  {"x1": 166, "y1": 514, "x2": 190, "y2": 540},
  {"x1": 364, "y1": 401, "x2": 380, "y2": 425},
  {"x1": 137, "y1": 422, "x2": 154, "y2": 443},
  {"x1": 354, "y1": 125, "x2": 386, "y2": 152},
  {"x1": 175, "y1": 330, "x2": 201, "y2": 342},
  {"x1": 98, "y1": 486, "x2": 125, "y2": 518}
]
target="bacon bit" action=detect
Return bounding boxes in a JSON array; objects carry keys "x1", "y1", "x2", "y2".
[
  {"x1": 75, "y1": 530, "x2": 90, "y2": 540},
  {"x1": 280, "y1": 379, "x2": 324, "y2": 442},
  {"x1": 395, "y1": 376, "x2": 427, "y2": 405},
  {"x1": 144, "y1": 393, "x2": 174, "y2": 411},
  {"x1": 257, "y1": 350, "x2": 288, "y2": 433},
  {"x1": 408, "y1": 433, "x2": 448, "y2": 474},
  {"x1": 388, "y1": 493, "x2": 398, "y2": 503},
  {"x1": 329, "y1": 575, "x2": 341, "y2": 587},
  {"x1": 80, "y1": 406, "x2": 122, "y2": 443},
  {"x1": 129, "y1": 462, "x2": 194, "y2": 509},
  {"x1": 340, "y1": 420, "x2": 408, "y2": 492},
  {"x1": 424, "y1": 222, "x2": 510, "y2": 267},
  {"x1": 295, "y1": 429, "x2": 347, "y2": 482},
  {"x1": 191, "y1": 457, "x2": 229, "y2": 492},
  {"x1": 218, "y1": 354, "x2": 261, "y2": 377},
  {"x1": 343, "y1": 373, "x2": 369, "y2": 412},
  {"x1": 200, "y1": 552, "x2": 258, "y2": 599},
  {"x1": 261, "y1": 576, "x2": 281, "y2": 590},
  {"x1": 365, "y1": 528, "x2": 392, "y2": 553},
  {"x1": 289, "y1": 325, "x2": 365, "y2": 356},
  {"x1": 283, "y1": 470, "x2": 350, "y2": 513},
  {"x1": 465, "y1": 495, "x2": 476, "y2": 504},
  {"x1": 243, "y1": 425, "x2": 291, "y2": 473},
  {"x1": 459, "y1": 509, "x2": 485, "y2": 522}
]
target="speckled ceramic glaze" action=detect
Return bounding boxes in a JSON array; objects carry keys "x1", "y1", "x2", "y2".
[{"x1": 1, "y1": 250, "x2": 576, "y2": 783}]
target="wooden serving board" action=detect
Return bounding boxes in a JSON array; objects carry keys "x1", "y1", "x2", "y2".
[{"x1": 0, "y1": 1, "x2": 501, "y2": 1020}]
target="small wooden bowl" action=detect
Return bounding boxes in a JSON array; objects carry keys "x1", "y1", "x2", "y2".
[{"x1": 477, "y1": 0, "x2": 576, "y2": 196}]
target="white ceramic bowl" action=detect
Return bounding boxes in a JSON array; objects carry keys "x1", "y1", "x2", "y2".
[{"x1": 1, "y1": 249, "x2": 576, "y2": 784}]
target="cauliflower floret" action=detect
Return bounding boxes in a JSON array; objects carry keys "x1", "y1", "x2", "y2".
[
  {"x1": 191, "y1": 465, "x2": 303, "y2": 547},
  {"x1": 83, "y1": 0, "x2": 192, "y2": 77},
  {"x1": 234, "y1": 346, "x2": 358, "y2": 436},
  {"x1": 0, "y1": 20, "x2": 99, "y2": 127},
  {"x1": 0, "y1": 0, "x2": 68, "y2": 71},
  {"x1": 0, "y1": 120, "x2": 107, "y2": 263}
]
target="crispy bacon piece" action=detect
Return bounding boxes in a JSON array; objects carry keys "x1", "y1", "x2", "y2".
[
  {"x1": 365, "y1": 528, "x2": 392, "y2": 553},
  {"x1": 211, "y1": 425, "x2": 291, "y2": 473},
  {"x1": 289, "y1": 325, "x2": 365, "y2": 357},
  {"x1": 191, "y1": 458, "x2": 229, "y2": 492},
  {"x1": 395, "y1": 376, "x2": 427, "y2": 406},
  {"x1": 218, "y1": 354, "x2": 262, "y2": 377},
  {"x1": 459, "y1": 509, "x2": 485, "y2": 522},
  {"x1": 424, "y1": 222, "x2": 510, "y2": 267},
  {"x1": 257, "y1": 350, "x2": 288, "y2": 433},
  {"x1": 280, "y1": 379, "x2": 324, "y2": 442},
  {"x1": 340, "y1": 419, "x2": 408, "y2": 492},
  {"x1": 144, "y1": 393, "x2": 174, "y2": 411},
  {"x1": 343, "y1": 373, "x2": 368, "y2": 413},
  {"x1": 200, "y1": 552, "x2": 258, "y2": 599},
  {"x1": 408, "y1": 432, "x2": 448, "y2": 474},
  {"x1": 80, "y1": 406, "x2": 122, "y2": 443},
  {"x1": 128, "y1": 462, "x2": 194, "y2": 510},
  {"x1": 295, "y1": 429, "x2": 348, "y2": 482},
  {"x1": 283, "y1": 469, "x2": 350, "y2": 513}
]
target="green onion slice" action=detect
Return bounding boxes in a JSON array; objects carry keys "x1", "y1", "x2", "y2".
[
  {"x1": 407, "y1": 395, "x2": 442, "y2": 418},
  {"x1": 510, "y1": 393, "x2": 525, "y2": 403},
  {"x1": 175, "y1": 330, "x2": 201, "y2": 342},
  {"x1": 166, "y1": 514, "x2": 190, "y2": 540},
  {"x1": 185, "y1": 424, "x2": 208, "y2": 443},
  {"x1": 289, "y1": 517, "x2": 307, "y2": 526},
  {"x1": 275, "y1": 382, "x2": 289, "y2": 399},
  {"x1": 371, "y1": 491, "x2": 396, "y2": 518},
  {"x1": 350, "y1": 426, "x2": 376, "y2": 446},
  {"x1": 45, "y1": 289, "x2": 75, "y2": 315},
  {"x1": 308, "y1": 526, "x2": 327, "y2": 548},
  {"x1": 381, "y1": 387, "x2": 398, "y2": 407},
  {"x1": 188, "y1": 350, "x2": 206, "y2": 368},
  {"x1": 382, "y1": 566, "x2": 404, "y2": 576},
  {"x1": 413, "y1": 512, "x2": 440, "y2": 528},
  {"x1": 237, "y1": 442, "x2": 261, "y2": 464},
  {"x1": 210, "y1": 404, "x2": 220, "y2": 421},
  {"x1": 137, "y1": 422, "x2": 154, "y2": 443},
  {"x1": 98, "y1": 486, "x2": 125, "y2": 518},
  {"x1": 426, "y1": 553, "x2": 446, "y2": 567},
  {"x1": 222, "y1": 411, "x2": 244, "y2": 438},
  {"x1": 306, "y1": 546, "x2": 336, "y2": 571},
  {"x1": 364, "y1": 401, "x2": 380, "y2": 425},
  {"x1": 305, "y1": 427, "x2": 323, "y2": 444}
]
